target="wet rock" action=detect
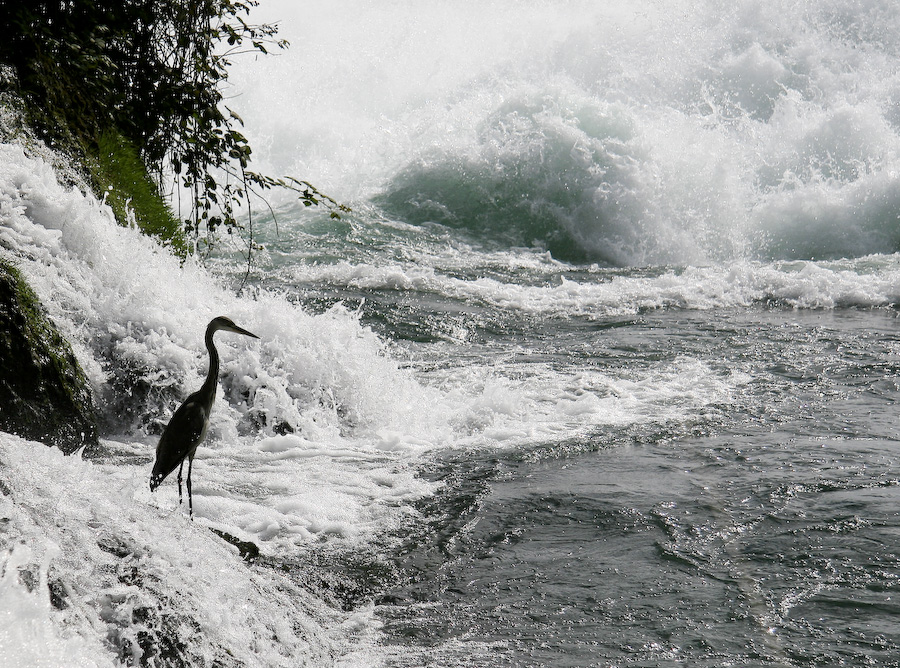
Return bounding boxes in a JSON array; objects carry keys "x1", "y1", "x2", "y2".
[
  {"x1": 0, "y1": 258, "x2": 98, "y2": 453},
  {"x1": 210, "y1": 528, "x2": 261, "y2": 563}
]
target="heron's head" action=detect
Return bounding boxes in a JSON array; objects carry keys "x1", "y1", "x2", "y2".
[{"x1": 208, "y1": 316, "x2": 260, "y2": 339}]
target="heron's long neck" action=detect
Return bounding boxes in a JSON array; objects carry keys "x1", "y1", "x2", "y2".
[{"x1": 203, "y1": 327, "x2": 220, "y2": 402}]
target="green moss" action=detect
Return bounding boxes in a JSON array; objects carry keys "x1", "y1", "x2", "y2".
[
  {"x1": 90, "y1": 130, "x2": 189, "y2": 258},
  {"x1": 5, "y1": 259, "x2": 92, "y2": 415},
  {"x1": 0, "y1": 258, "x2": 99, "y2": 453},
  {"x1": 1, "y1": 74, "x2": 189, "y2": 257}
]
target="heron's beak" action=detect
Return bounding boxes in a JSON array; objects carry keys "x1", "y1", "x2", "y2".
[{"x1": 229, "y1": 324, "x2": 260, "y2": 339}]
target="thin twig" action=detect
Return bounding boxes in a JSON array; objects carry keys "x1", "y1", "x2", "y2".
[{"x1": 238, "y1": 166, "x2": 253, "y2": 292}]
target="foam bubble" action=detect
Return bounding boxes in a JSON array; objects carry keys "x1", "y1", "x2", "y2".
[{"x1": 0, "y1": 137, "x2": 796, "y2": 661}]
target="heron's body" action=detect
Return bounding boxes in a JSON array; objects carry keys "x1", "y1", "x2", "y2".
[{"x1": 150, "y1": 316, "x2": 258, "y2": 515}]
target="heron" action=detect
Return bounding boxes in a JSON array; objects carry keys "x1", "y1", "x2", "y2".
[{"x1": 150, "y1": 316, "x2": 259, "y2": 516}]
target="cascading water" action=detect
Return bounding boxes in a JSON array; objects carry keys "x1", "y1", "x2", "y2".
[
  {"x1": 4, "y1": 0, "x2": 900, "y2": 666},
  {"x1": 232, "y1": 0, "x2": 900, "y2": 266}
]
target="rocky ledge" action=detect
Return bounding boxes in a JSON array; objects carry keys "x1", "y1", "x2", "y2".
[{"x1": 0, "y1": 258, "x2": 98, "y2": 454}]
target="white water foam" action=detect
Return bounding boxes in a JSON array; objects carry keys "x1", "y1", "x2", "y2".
[
  {"x1": 10, "y1": 0, "x2": 900, "y2": 649},
  {"x1": 232, "y1": 0, "x2": 900, "y2": 265},
  {"x1": 283, "y1": 251, "x2": 900, "y2": 317},
  {"x1": 0, "y1": 138, "x2": 756, "y2": 544},
  {"x1": 0, "y1": 541, "x2": 116, "y2": 668},
  {"x1": 0, "y1": 139, "x2": 760, "y2": 663},
  {"x1": 9, "y1": 1, "x2": 887, "y2": 663},
  {"x1": 0, "y1": 433, "x2": 378, "y2": 667}
]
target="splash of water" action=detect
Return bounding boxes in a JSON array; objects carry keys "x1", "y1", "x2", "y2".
[{"x1": 233, "y1": 0, "x2": 900, "y2": 265}]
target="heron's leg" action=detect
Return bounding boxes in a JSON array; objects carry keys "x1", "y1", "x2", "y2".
[
  {"x1": 186, "y1": 456, "x2": 194, "y2": 519},
  {"x1": 177, "y1": 460, "x2": 184, "y2": 505}
]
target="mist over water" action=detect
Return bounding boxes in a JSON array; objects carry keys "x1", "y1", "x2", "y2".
[{"x1": 234, "y1": 0, "x2": 900, "y2": 265}]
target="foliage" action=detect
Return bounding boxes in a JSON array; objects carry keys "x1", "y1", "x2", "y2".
[
  {"x1": 93, "y1": 131, "x2": 190, "y2": 257},
  {"x1": 0, "y1": 0, "x2": 346, "y2": 247}
]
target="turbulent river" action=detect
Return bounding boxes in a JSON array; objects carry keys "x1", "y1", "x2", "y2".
[{"x1": 4, "y1": 1, "x2": 900, "y2": 666}]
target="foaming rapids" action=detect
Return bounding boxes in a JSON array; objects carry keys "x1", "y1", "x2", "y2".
[
  {"x1": 233, "y1": 0, "x2": 900, "y2": 265},
  {"x1": 0, "y1": 142, "x2": 737, "y2": 550},
  {"x1": 282, "y1": 255, "x2": 900, "y2": 315},
  {"x1": 5, "y1": 1, "x2": 900, "y2": 663},
  {"x1": 0, "y1": 142, "x2": 752, "y2": 668}
]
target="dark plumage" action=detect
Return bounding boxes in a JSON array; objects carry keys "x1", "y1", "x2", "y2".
[{"x1": 150, "y1": 316, "x2": 259, "y2": 516}]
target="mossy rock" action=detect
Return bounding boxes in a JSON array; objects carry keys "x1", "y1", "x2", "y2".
[
  {"x1": 0, "y1": 259, "x2": 99, "y2": 454},
  {"x1": 91, "y1": 131, "x2": 189, "y2": 258}
]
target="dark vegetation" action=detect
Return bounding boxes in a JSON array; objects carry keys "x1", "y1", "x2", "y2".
[
  {"x1": 0, "y1": 0, "x2": 346, "y2": 253},
  {"x1": 0, "y1": 259, "x2": 99, "y2": 453}
]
